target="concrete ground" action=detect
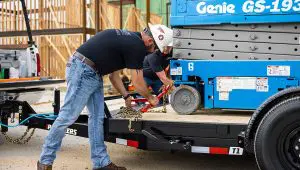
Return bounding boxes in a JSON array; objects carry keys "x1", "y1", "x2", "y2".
[{"x1": 0, "y1": 89, "x2": 259, "y2": 170}]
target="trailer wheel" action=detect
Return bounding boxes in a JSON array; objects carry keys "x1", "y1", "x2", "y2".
[
  {"x1": 170, "y1": 85, "x2": 200, "y2": 115},
  {"x1": 254, "y1": 97, "x2": 300, "y2": 170}
]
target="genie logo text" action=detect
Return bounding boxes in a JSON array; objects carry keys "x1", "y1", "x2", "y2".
[{"x1": 196, "y1": 0, "x2": 300, "y2": 14}]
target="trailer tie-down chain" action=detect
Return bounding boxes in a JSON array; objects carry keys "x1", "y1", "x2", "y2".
[
  {"x1": 117, "y1": 85, "x2": 172, "y2": 132},
  {"x1": 145, "y1": 94, "x2": 167, "y2": 113},
  {"x1": 0, "y1": 113, "x2": 56, "y2": 144},
  {"x1": 1, "y1": 127, "x2": 36, "y2": 144},
  {"x1": 117, "y1": 107, "x2": 142, "y2": 132}
]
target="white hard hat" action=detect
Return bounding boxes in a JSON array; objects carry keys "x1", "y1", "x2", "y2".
[{"x1": 148, "y1": 23, "x2": 173, "y2": 53}]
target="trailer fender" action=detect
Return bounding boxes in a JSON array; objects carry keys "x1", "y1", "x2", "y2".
[{"x1": 245, "y1": 87, "x2": 300, "y2": 153}]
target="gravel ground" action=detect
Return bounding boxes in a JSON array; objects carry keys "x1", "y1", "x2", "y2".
[
  {"x1": 0, "y1": 89, "x2": 259, "y2": 170},
  {"x1": 0, "y1": 128, "x2": 258, "y2": 170}
]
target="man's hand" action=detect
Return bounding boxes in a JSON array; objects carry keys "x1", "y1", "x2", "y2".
[
  {"x1": 148, "y1": 96, "x2": 159, "y2": 106},
  {"x1": 109, "y1": 70, "x2": 133, "y2": 107},
  {"x1": 130, "y1": 69, "x2": 153, "y2": 98},
  {"x1": 168, "y1": 80, "x2": 176, "y2": 92},
  {"x1": 125, "y1": 96, "x2": 132, "y2": 108},
  {"x1": 156, "y1": 71, "x2": 175, "y2": 89}
]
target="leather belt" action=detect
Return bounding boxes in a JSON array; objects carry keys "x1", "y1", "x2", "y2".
[{"x1": 72, "y1": 52, "x2": 98, "y2": 73}]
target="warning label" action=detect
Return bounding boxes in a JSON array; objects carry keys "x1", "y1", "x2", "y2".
[
  {"x1": 219, "y1": 91, "x2": 229, "y2": 101},
  {"x1": 267, "y1": 66, "x2": 290, "y2": 76},
  {"x1": 256, "y1": 78, "x2": 268, "y2": 92},
  {"x1": 217, "y1": 77, "x2": 269, "y2": 97},
  {"x1": 216, "y1": 77, "x2": 256, "y2": 92},
  {"x1": 170, "y1": 67, "x2": 182, "y2": 76}
]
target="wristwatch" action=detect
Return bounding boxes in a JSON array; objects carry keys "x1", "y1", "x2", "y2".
[{"x1": 122, "y1": 94, "x2": 131, "y2": 100}]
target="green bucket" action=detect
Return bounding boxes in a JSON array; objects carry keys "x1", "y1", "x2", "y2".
[{"x1": 0, "y1": 68, "x2": 4, "y2": 79}]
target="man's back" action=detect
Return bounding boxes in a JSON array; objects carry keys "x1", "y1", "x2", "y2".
[
  {"x1": 143, "y1": 50, "x2": 170, "y2": 80},
  {"x1": 77, "y1": 29, "x2": 147, "y2": 75}
]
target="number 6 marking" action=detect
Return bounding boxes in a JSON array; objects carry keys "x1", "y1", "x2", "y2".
[{"x1": 188, "y1": 62, "x2": 194, "y2": 71}]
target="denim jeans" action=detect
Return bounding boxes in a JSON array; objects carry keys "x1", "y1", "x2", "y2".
[
  {"x1": 144, "y1": 77, "x2": 164, "y2": 104},
  {"x1": 40, "y1": 56, "x2": 110, "y2": 169},
  {"x1": 144, "y1": 77, "x2": 163, "y2": 96}
]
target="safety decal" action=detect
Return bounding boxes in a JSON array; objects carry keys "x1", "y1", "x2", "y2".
[
  {"x1": 115, "y1": 138, "x2": 139, "y2": 148},
  {"x1": 191, "y1": 146, "x2": 244, "y2": 155},
  {"x1": 267, "y1": 65, "x2": 290, "y2": 76},
  {"x1": 216, "y1": 77, "x2": 256, "y2": 92},
  {"x1": 256, "y1": 78, "x2": 269, "y2": 92},
  {"x1": 170, "y1": 67, "x2": 182, "y2": 75},
  {"x1": 219, "y1": 91, "x2": 229, "y2": 101},
  {"x1": 158, "y1": 34, "x2": 164, "y2": 40}
]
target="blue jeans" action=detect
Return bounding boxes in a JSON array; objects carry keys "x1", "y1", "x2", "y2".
[
  {"x1": 144, "y1": 77, "x2": 163, "y2": 96},
  {"x1": 40, "y1": 56, "x2": 110, "y2": 169},
  {"x1": 144, "y1": 77, "x2": 163, "y2": 104}
]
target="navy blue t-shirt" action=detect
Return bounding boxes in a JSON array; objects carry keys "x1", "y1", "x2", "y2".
[
  {"x1": 77, "y1": 29, "x2": 147, "y2": 75},
  {"x1": 143, "y1": 50, "x2": 171, "y2": 80}
]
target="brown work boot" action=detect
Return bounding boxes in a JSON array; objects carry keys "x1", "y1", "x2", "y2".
[
  {"x1": 37, "y1": 161, "x2": 52, "y2": 170},
  {"x1": 93, "y1": 162, "x2": 126, "y2": 170}
]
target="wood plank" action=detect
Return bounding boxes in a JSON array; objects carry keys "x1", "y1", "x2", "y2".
[
  {"x1": 34, "y1": 0, "x2": 36, "y2": 29},
  {"x1": 134, "y1": 9, "x2": 146, "y2": 28},
  {"x1": 123, "y1": 7, "x2": 133, "y2": 29},
  {"x1": 0, "y1": 77, "x2": 40, "y2": 83},
  {"x1": 47, "y1": 2, "x2": 72, "y2": 56},
  {"x1": 44, "y1": 35, "x2": 67, "y2": 64},
  {"x1": 16, "y1": 0, "x2": 19, "y2": 44},
  {"x1": 0, "y1": 27, "x2": 93, "y2": 37},
  {"x1": 106, "y1": 100, "x2": 252, "y2": 124},
  {"x1": 9, "y1": 0, "x2": 12, "y2": 44},
  {"x1": 1, "y1": 1, "x2": 4, "y2": 43},
  {"x1": 0, "y1": 44, "x2": 28, "y2": 49},
  {"x1": 82, "y1": 0, "x2": 86, "y2": 42}
]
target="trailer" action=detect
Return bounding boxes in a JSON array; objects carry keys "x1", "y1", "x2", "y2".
[{"x1": 1, "y1": 0, "x2": 300, "y2": 170}]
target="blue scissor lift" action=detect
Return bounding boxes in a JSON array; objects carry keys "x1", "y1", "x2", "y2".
[{"x1": 169, "y1": 0, "x2": 300, "y2": 169}]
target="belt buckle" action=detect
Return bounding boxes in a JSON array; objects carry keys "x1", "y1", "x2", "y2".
[{"x1": 66, "y1": 62, "x2": 71, "y2": 67}]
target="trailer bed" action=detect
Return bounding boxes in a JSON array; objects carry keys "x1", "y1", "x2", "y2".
[
  {"x1": 107, "y1": 99, "x2": 252, "y2": 124},
  {"x1": 0, "y1": 79, "x2": 65, "y2": 91}
]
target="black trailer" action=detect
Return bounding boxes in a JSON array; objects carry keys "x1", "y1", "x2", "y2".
[
  {"x1": 2, "y1": 85, "x2": 299, "y2": 170},
  {"x1": 2, "y1": 85, "x2": 247, "y2": 155}
]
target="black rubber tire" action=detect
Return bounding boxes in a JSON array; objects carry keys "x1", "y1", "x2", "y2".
[
  {"x1": 170, "y1": 85, "x2": 200, "y2": 115},
  {"x1": 254, "y1": 97, "x2": 300, "y2": 170}
]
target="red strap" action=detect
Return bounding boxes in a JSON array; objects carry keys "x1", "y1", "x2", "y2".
[{"x1": 132, "y1": 85, "x2": 171, "y2": 113}]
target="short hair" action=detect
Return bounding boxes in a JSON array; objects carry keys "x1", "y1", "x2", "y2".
[
  {"x1": 143, "y1": 27, "x2": 158, "y2": 49},
  {"x1": 143, "y1": 27, "x2": 153, "y2": 39}
]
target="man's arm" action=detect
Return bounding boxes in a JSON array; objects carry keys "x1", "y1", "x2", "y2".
[
  {"x1": 109, "y1": 69, "x2": 159, "y2": 107},
  {"x1": 130, "y1": 69, "x2": 152, "y2": 98},
  {"x1": 130, "y1": 69, "x2": 159, "y2": 105},
  {"x1": 109, "y1": 70, "x2": 133, "y2": 107},
  {"x1": 156, "y1": 71, "x2": 173, "y2": 86},
  {"x1": 109, "y1": 70, "x2": 128, "y2": 97}
]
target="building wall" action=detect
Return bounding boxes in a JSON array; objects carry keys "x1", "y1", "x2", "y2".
[{"x1": 136, "y1": 0, "x2": 170, "y2": 26}]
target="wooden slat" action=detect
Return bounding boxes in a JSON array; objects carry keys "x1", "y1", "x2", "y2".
[
  {"x1": 0, "y1": 0, "x2": 150, "y2": 79},
  {"x1": 0, "y1": 77, "x2": 40, "y2": 83},
  {"x1": 1, "y1": 1, "x2": 4, "y2": 44}
]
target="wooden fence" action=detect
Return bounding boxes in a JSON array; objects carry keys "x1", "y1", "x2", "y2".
[{"x1": 0, "y1": 0, "x2": 163, "y2": 79}]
